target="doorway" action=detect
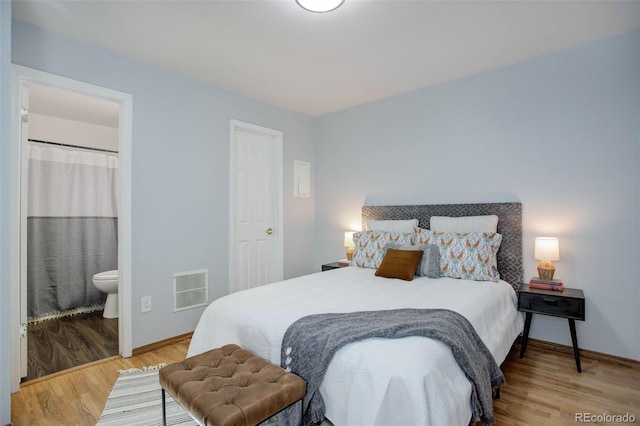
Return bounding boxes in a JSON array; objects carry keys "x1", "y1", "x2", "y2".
[
  {"x1": 10, "y1": 65, "x2": 133, "y2": 391},
  {"x1": 24, "y1": 83, "x2": 120, "y2": 380},
  {"x1": 228, "y1": 120, "x2": 283, "y2": 293}
]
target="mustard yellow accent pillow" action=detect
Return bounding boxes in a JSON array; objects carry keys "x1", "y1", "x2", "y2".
[{"x1": 375, "y1": 248, "x2": 423, "y2": 281}]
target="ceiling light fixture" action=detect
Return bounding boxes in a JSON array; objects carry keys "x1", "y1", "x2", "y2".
[{"x1": 296, "y1": 0, "x2": 344, "y2": 13}]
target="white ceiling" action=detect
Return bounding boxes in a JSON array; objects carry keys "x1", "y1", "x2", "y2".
[{"x1": 13, "y1": 0, "x2": 640, "y2": 117}]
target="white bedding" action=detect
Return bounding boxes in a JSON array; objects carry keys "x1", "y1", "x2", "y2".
[{"x1": 188, "y1": 266, "x2": 524, "y2": 426}]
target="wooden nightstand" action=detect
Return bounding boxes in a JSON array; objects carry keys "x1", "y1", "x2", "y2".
[
  {"x1": 321, "y1": 262, "x2": 349, "y2": 271},
  {"x1": 517, "y1": 284, "x2": 585, "y2": 372}
]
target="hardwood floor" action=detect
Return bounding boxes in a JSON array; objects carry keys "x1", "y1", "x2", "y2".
[
  {"x1": 26, "y1": 311, "x2": 118, "y2": 381},
  {"x1": 12, "y1": 336, "x2": 191, "y2": 426},
  {"x1": 495, "y1": 341, "x2": 639, "y2": 425},
  {"x1": 11, "y1": 337, "x2": 640, "y2": 425}
]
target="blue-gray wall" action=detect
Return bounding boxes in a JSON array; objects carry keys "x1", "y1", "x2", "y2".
[
  {"x1": 11, "y1": 20, "x2": 315, "y2": 349},
  {"x1": 3, "y1": 20, "x2": 639, "y2": 424},
  {"x1": 0, "y1": 1, "x2": 12, "y2": 423},
  {"x1": 314, "y1": 30, "x2": 640, "y2": 360}
]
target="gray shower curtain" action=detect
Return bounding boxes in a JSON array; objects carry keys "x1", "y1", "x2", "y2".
[{"x1": 27, "y1": 142, "x2": 118, "y2": 320}]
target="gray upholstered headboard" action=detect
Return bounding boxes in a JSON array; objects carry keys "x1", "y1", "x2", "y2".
[{"x1": 362, "y1": 202, "x2": 523, "y2": 288}]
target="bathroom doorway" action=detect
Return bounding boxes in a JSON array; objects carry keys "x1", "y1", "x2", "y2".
[
  {"x1": 10, "y1": 66, "x2": 133, "y2": 390},
  {"x1": 23, "y1": 83, "x2": 120, "y2": 380}
]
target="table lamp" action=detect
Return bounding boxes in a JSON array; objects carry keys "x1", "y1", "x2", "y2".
[
  {"x1": 344, "y1": 231, "x2": 355, "y2": 261},
  {"x1": 534, "y1": 237, "x2": 559, "y2": 280}
]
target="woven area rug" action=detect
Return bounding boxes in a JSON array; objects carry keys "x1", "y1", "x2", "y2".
[
  {"x1": 97, "y1": 366, "x2": 195, "y2": 426},
  {"x1": 98, "y1": 366, "x2": 283, "y2": 426}
]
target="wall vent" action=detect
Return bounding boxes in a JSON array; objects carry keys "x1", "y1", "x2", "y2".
[{"x1": 173, "y1": 269, "x2": 208, "y2": 312}]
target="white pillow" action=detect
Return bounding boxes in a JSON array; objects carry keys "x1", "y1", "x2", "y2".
[
  {"x1": 366, "y1": 219, "x2": 419, "y2": 233},
  {"x1": 430, "y1": 215, "x2": 499, "y2": 233}
]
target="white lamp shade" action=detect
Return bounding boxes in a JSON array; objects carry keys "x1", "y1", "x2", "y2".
[
  {"x1": 534, "y1": 237, "x2": 559, "y2": 261},
  {"x1": 296, "y1": 0, "x2": 344, "y2": 13},
  {"x1": 344, "y1": 231, "x2": 355, "y2": 248}
]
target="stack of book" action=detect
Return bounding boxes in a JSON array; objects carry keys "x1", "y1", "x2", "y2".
[{"x1": 529, "y1": 277, "x2": 564, "y2": 291}]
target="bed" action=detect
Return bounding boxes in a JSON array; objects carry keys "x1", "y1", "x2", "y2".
[{"x1": 188, "y1": 202, "x2": 525, "y2": 425}]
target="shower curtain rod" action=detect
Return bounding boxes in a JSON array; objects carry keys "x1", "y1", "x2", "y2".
[{"x1": 28, "y1": 138, "x2": 119, "y2": 154}]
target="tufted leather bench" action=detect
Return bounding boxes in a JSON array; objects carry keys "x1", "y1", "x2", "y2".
[{"x1": 159, "y1": 344, "x2": 307, "y2": 426}]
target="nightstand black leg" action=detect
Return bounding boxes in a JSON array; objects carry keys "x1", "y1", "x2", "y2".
[
  {"x1": 520, "y1": 312, "x2": 532, "y2": 358},
  {"x1": 568, "y1": 319, "x2": 582, "y2": 373}
]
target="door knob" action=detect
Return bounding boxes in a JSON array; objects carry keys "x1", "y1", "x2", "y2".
[{"x1": 266, "y1": 228, "x2": 273, "y2": 235}]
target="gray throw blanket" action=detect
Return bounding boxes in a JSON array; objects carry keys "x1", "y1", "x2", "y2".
[{"x1": 280, "y1": 308, "x2": 504, "y2": 426}]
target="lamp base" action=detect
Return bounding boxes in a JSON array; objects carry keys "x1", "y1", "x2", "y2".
[
  {"x1": 346, "y1": 247, "x2": 355, "y2": 261},
  {"x1": 537, "y1": 261, "x2": 556, "y2": 280}
]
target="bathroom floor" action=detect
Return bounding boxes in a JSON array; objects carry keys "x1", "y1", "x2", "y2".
[{"x1": 26, "y1": 311, "x2": 118, "y2": 381}]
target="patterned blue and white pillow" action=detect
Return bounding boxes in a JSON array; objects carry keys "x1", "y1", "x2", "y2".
[
  {"x1": 418, "y1": 231, "x2": 502, "y2": 282},
  {"x1": 351, "y1": 231, "x2": 416, "y2": 269}
]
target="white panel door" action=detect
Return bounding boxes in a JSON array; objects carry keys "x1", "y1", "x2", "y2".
[{"x1": 230, "y1": 121, "x2": 283, "y2": 293}]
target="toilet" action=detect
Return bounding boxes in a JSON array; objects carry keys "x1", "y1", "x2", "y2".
[{"x1": 92, "y1": 270, "x2": 119, "y2": 319}]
